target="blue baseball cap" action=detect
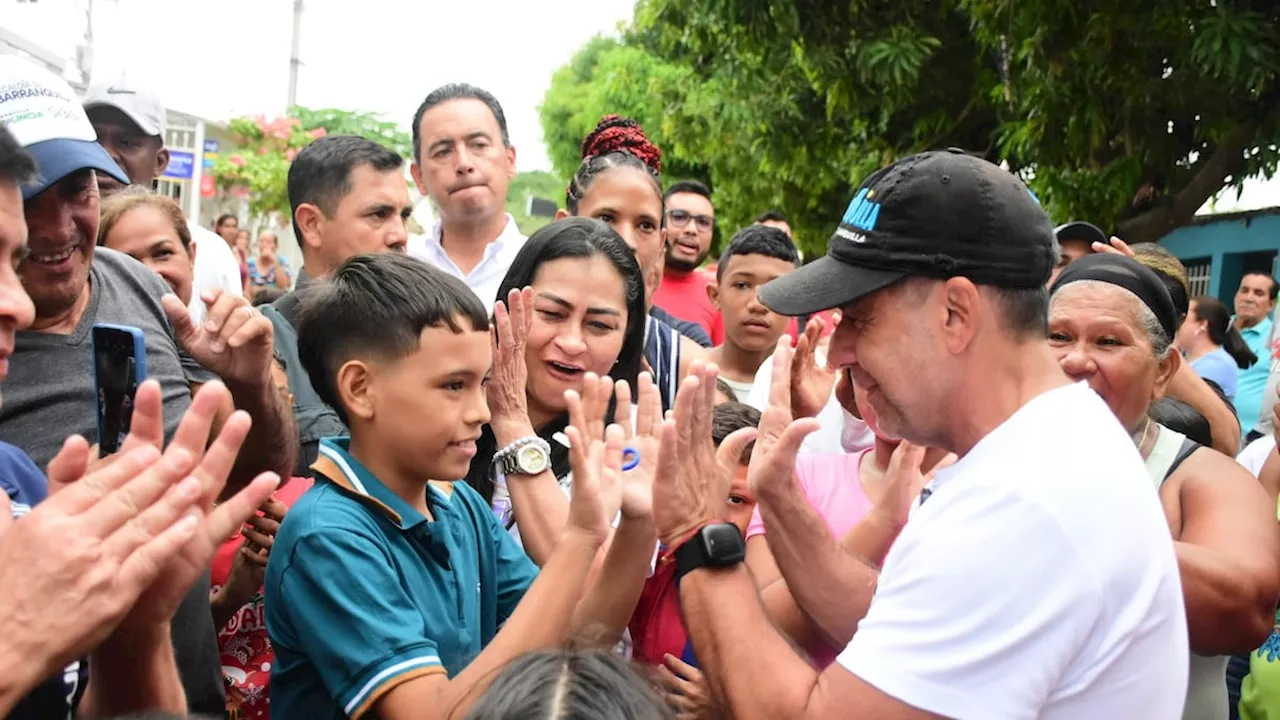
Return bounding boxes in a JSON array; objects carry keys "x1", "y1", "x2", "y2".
[{"x1": 0, "y1": 56, "x2": 129, "y2": 200}]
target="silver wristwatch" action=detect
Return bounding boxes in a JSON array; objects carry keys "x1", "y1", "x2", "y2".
[{"x1": 493, "y1": 436, "x2": 551, "y2": 477}]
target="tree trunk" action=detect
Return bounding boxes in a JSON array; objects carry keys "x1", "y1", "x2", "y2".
[{"x1": 1116, "y1": 120, "x2": 1259, "y2": 245}]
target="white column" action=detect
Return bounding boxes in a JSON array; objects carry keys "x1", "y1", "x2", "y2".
[{"x1": 189, "y1": 120, "x2": 206, "y2": 224}]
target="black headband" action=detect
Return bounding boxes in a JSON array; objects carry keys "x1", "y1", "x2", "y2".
[{"x1": 1050, "y1": 254, "x2": 1179, "y2": 341}]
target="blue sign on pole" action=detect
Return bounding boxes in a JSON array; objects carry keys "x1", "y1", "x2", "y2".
[
  {"x1": 203, "y1": 139, "x2": 220, "y2": 153},
  {"x1": 163, "y1": 151, "x2": 196, "y2": 180}
]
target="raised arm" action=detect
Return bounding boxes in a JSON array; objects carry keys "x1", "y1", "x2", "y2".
[
  {"x1": 1168, "y1": 451, "x2": 1280, "y2": 654},
  {"x1": 166, "y1": 290, "x2": 297, "y2": 492},
  {"x1": 372, "y1": 408, "x2": 626, "y2": 719}
]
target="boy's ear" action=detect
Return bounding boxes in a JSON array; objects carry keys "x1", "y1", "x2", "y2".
[
  {"x1": 706, "y1": 280, "x2": 721, "y2": 309},
  {"x1": 336, "y1": 360, "x2": 376, "y2": 421}
]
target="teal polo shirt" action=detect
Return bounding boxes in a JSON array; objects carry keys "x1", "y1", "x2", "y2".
[
  {"x1": 265, "y1": 437, "x2": 538, "y2": 718},
  {"x1": 1236, "y1": 315, "x2": 1274, "y2": 435}
]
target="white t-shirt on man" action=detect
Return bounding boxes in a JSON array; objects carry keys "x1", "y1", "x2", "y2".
[
  {"x1": 836, "y1": 382, "x2": 1188, "y2": 720},
  {"x1": 187, "y1": 222, "x2": 244, "y2": 325}
]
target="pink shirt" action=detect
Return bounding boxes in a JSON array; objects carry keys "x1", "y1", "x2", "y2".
[{"x1": 747, "y1": 449, "x2": 875, "y2": 668}]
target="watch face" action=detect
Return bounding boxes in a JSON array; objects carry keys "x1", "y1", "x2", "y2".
[
  {"x1": 702, "y1": 523, "x2": 746, "y2": 565},
  {"x1": 515, "y1": 443, "x2": 550, "y2": 474}
]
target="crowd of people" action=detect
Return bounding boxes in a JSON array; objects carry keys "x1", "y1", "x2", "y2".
[{"x1": 1, "y1": 48, "x2": 1279, "y2": 720}]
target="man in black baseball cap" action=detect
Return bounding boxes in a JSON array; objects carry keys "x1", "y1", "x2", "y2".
[
  {"x1": 1051, "y1": 220, "x2": 1108, "y2": 285},
  {"x1": 671, "y1": 148, "x2": 1188, "y2": 718}
]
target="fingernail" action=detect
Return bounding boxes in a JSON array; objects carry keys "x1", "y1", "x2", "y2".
[
  {"x1": 205, "y1": 320, "x2": 217, "y2": 332},
  {"x1": 175, "y1": 512, "x2": 200, "y2": 535},
  {"x1": 210, "y1": 340, "x2": 225, "y2": 353}
]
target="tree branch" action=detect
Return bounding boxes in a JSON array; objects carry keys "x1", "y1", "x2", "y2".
[{"x1": 1116, "y1": 119, "x2": 1259, "y2": 244}]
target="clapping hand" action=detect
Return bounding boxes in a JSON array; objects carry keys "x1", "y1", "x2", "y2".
[
  {"x1": 652, "y1": 363, "x2": 757, "y2": 547},
  {"x1": 45, "y1": 380, "x2": 280, "y2": 636},
  {"x1": 488, "y1": 288, "x2": 534, "y2": 427},
  {"x1": 790, "y1": 315, "x2": 838, "y2": 420},
  {"x1": 563, "y1": 390, "x2": 625, "y2": 547},
  {"x1": 748, "y1": 338, "x2": 821, "y2": 500}
]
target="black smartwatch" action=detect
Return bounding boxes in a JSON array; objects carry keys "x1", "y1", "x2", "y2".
[{"x1": 673, "y1": 522, "x2": 746, "y2": 584}]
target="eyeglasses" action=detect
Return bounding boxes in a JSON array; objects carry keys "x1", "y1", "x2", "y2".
[{"x1": 667, "y1": 209, "x2": 714, "y2": 232}]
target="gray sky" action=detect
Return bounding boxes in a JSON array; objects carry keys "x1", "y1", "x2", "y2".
[{"x1": 15, "y1": 0, "x2": 637, "y2": 172}]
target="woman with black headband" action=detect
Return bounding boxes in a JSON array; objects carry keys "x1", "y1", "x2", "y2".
[{"x1": 1048, "y1": 253, "x2": 1280, "y2": 720}]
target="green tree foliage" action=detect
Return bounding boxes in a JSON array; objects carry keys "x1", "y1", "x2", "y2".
[
  {"x1": 212, "y1": 106, "x2": 412, "y2": 221},
  {"x1": 541, "y1": 0, "x2": 1280, "y2": 257},
  {"x1": 506, "y1": 170, "x2": 568, "y2": 236}
]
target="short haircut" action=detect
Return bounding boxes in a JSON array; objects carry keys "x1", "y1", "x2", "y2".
[
  {"x1": 98, "y1": 186, "x2": 193, "y2": 251},
  {"x1": 252, "y1": 286, "x2": 287, "y2": 306},
  {"x1": 411, "y1": 83, "x2": 510, "y2": 161},
  {"x1": 287, "y1": 135, "x2": 403, "y2": 229},
  {"x1": 993, "y1": 286, "x2": 1050, "y2": 339},
  {"x1": 755, "y1": 209, "x2": 788, "y2": 224},
  {"x1": 0, "y1": 124, "x2": 36, "y2": 188},
  {"x1": 663, "y1": 179, "x2": 711, "y2": 202},
  {"x1": 215, "y1": 213, "x2": 238, "y2": 230},
  {"x1": 713, "y1": 402, "x2": 761, "y2": 464},
  {"x1": 1243, "y1": 271, "x2": 1280, "y2": 301},
  {"x1": 716, "y1": 225, "x2": 799, "y2": 282},
  {"x1": 296, "y1": 252, "x2": 489, "y2": 425}
]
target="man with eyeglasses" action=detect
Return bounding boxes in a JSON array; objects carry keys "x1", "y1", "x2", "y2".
[{"x1": 654, "y1": 180, "x2": 721, "y2": 340}]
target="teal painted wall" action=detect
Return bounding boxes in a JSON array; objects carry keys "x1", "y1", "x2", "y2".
[{"x1": 1159, "y1": 210, "x2": 1280, "y2": 302}]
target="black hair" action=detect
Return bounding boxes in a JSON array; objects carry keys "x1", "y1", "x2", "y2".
[
  {"x1": 287, "y1": 135, "x2": 403, "y2": 230},
  {"x1": 412, "y1": 83, "x2": 510, "y2": 162},
  {"x1": 296, "y1": 253, "x2": 489, "y2": 426},
  {"x1": 462, "y1": 649, "x2": 671, "y2": 720},
  {"x1": 715, "y1": 225, "x2": 799, "y2": 282},
  {"x1": 0, "y1": 124, "x2": 35, "y2": 187},
  {"x1": 1149, "y1": 397, "x2": 1213, "y2": 449},
  {"x1": 215, "y1": 213, "x2": 238, "y2": 230},
  {"x1": 464, "y1": 218, "x2": 647, "y2": 502},
  {"x1": 994, "y1": 286, "x2": 1050, "y2": 339},
  {"x1": 754, "y1": 209, "x2": 789, "y2": 224},
  {"x1": 565, "y1": 116, "x2": 662, "y2": 216},
  {"x1": 663, "y1": 179, "x2": 711, "y2": 202},
  {"x1": 1243, "y1": 272, "x2": 1280, "y2": 302},
  {"x1": 252, "y1": 285, "x2": 287, "y2": 306},
  {"x1": 1191, "y1": 295, "x2": 1258, "y2": 369},
  {"x1": 713, "y1": 401, "x2": 761, "y2": 464},
  {"x1": 714, "y1": 377, "x2": 737, "y2": 403}
]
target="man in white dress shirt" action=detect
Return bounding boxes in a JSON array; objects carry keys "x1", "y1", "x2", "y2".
[
  {"x1": 83, "y1": 80, "x2": 243, "y2": 324},
  {"x1": 408, "y1": 83, "x2": 525, "y2": 307}
]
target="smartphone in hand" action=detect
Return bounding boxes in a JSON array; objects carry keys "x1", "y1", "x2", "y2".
[{"x1": 92, "y1": 324, "x2": 148, "y2": 457}]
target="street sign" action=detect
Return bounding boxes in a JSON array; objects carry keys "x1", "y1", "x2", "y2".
[
  {"x1": 200, "y1": 175, "x2": 216, "y2": 198},
  {"x1": 203, "y1": 139, "x2": 220, "y2": 153},
  {"x1": 163, "y1": 151, "x2": 195, "y2": 180}
]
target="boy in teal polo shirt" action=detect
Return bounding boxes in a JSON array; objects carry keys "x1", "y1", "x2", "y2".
[{"x1": 266, "y1": 253, "x2": 651, "y2": 719}]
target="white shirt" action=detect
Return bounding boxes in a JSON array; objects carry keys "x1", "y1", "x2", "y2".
[
  {"x1": 187, "y1": 222, "x2": 243, "y2": 325},
  {"x1": 837, "y1": 382, "x2": 1187, "y2": 720},
  {"x1": 408, "y1": 214, "x2": 526, "y2": 309},
  {"x1": 746, "y1": 345, "x2": 874, "y2": 455},
  {"x1": 1238, "y1": 434, "x2": 1276, "y2": 477}
]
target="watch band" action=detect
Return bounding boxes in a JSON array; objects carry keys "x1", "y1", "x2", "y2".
[
  {"x1": 493, "y1": 435, "x2": 550, "y2": 475},
  {"x1": 673, "y1": 521, "x2": 744, "y2": 585}
]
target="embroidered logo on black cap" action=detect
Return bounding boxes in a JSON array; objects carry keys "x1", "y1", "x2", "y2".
[{"x1": 837, "y1": 188, "x2": 882, "y2": 244}]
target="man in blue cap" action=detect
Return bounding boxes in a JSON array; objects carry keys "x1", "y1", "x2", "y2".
[{"x1": 0, "y1": 54, "x2": 232, "y2": 716}]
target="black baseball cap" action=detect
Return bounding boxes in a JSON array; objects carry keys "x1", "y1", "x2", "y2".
[
  {"x1": 758, "y1": 148, "x2": 1056, "y2": 316},
  {"x1": 1054, "y1": 221, "x2": 1108, "y2": 248}
]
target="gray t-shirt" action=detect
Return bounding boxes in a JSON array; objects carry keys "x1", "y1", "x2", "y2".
[{"x1": 0, "y1": 247, "x2": 224, "y2": 713}]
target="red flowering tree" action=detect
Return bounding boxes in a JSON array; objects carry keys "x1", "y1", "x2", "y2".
[{"x1": 213, "y1": 106, "x2": 412, "y2": 222}]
